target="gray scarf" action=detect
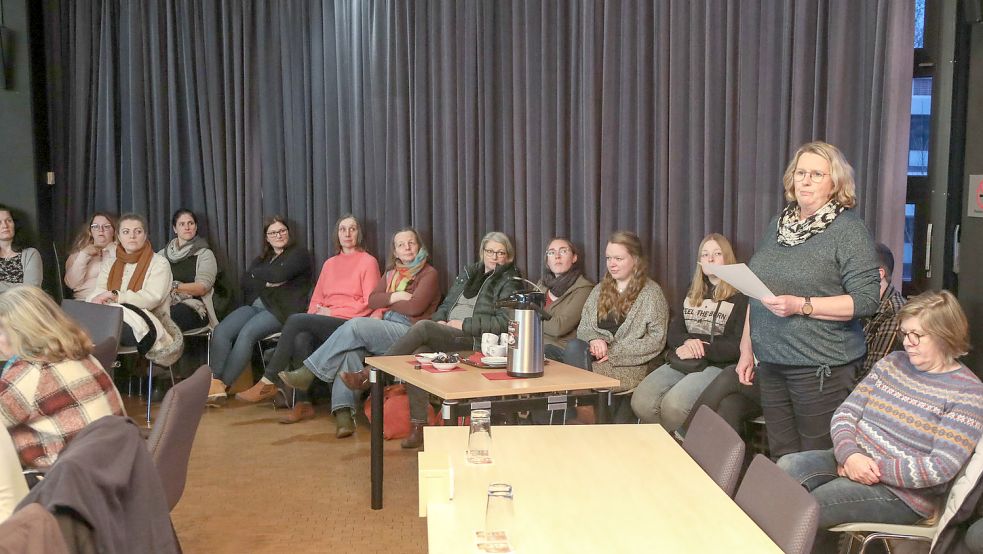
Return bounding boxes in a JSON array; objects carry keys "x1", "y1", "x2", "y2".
[{"x1": 164, "y1": 236, "x2": 209, "y2": 263}]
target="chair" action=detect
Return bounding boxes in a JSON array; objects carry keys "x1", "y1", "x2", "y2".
[
  {"x1": 146, "y1": 364, "x2": 211, "y2": 511},
  {"x1": 682, "y1": 405, "x2": 746, "y2": 497},
  {"x1": 60, "y1": 300, "x2": 124, "y2": 379},
  {"x1": 830, "y1": 442, "x2": 983, "y2": 553},
  {"x1": 183, "y1": 325, "x2": 213, "y2": 365},
  {"x1": 734, "y1": 454, "x2": 820, "y2": 554}
]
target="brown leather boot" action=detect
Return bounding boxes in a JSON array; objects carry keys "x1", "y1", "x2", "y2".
[
  {"x1": 278, "y1": 401, "x2": 315, "y2": 424},
  {"x1": 400, "y1": 422, "x2": 425, "y2": 449},
  {"x1": 340, "y1": 368, "x2": 371, "y2": 391}
]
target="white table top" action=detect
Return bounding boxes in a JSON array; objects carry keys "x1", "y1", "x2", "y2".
[{"x1": 420, "y1": 424, "x2": 781, "y2": 553}]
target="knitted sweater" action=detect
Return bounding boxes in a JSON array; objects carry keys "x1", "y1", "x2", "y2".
[
  {"x1": 831, "y1": 351, "x2": 983, "y2": 517},
  {"x1": 576, "y1": 279, "x2": 669, "y2": 392},
  {"x1": 307, "y1": 250, "x2": 381, "y2": 320}
]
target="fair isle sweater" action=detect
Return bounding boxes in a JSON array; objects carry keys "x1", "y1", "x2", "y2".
[{"x1": 831, "y1": 351, "x2": 983, "y2": 517}]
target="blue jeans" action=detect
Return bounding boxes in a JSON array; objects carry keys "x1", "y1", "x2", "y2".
[
  {"x1": 302, "y1": 316, "x2": 412, "y2": 413},
  {"x1": 778, "y1": 449, "x2": 921, "y2": 552},
  {"x1": 631, "y1": 363, "x2": 723, "y2": 432},
  {"x1": 209, "y1": 300, "x2": 283, "y2": 385}
]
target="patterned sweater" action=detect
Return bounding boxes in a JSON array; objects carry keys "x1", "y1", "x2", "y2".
[{"x1": 831, "y1": 351, "x2": 983, "y2": 517}]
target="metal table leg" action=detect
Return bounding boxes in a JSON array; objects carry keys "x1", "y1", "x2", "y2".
[
  {"x1": 370, "y1": 367, "x2": 384, "y2": 509},
  {"x1": 442, "y1": 400, "x2": 460, "y2": 426},
  {"x1": 594, "y1": 389, "x2": 611, "y2": 424}
]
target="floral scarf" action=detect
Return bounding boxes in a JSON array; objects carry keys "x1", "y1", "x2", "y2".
[{"x1": 776, "y1": 200, "x2": 846, "y2": 247}]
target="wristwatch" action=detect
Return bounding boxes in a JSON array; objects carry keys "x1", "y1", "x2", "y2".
[{"x1": 801, "y1": 296, "x2": 814, "y2": 316}]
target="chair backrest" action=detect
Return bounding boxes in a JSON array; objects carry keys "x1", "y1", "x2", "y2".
[
  {"x1": 146, "y1": 365, "x2": 211, "y2": 510},
  {"x1": 682, "y1": 405, "x2": 746, "y2": 497},
  {"x1": 735, "y1": 454, "x2": 820, "y2": 554},
  {"x1": 60, "y1": 299, "x2": 123, "y2": 347}
]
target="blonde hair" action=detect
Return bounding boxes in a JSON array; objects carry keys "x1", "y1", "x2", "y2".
[
  {"x1": 898, "y1": 290, "x2": 970, "y2": 360},
  {"x1": 0, "y1": 286, "x2": 92, "y2": 363},
  {"x1": 782, "y1": 141, "x2": 857, "y2": 208},
  {"x1": 479, "y1": 231, "x2": 515, "y2": 263},
  {"x1": 686, "y1": 233, "x2": 738, "y2": 306},
  {"x1": 597, "y1": 231, "x2": 648, "y2": 321}
]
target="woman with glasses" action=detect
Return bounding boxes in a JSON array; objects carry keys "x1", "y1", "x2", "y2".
[
  {"x1": 232, "y1": 214, "x2": 381, "y2": 424},
  {"x1": 158, "y1": 209, "x2": 219, "y2": 332},
  {"x1": 65, "y1": 212, "x2": 117, "y2": 299},
  {"x1": 735, "y1": 141, "x2": 880, "y2": 458},
  {"x1": 779, "y1": 290, "x2": 983, "y2": 552},
  {"x1": 0, "y1": 205, "x2": 42, "y2": 292},
  {"x1": 207, "y1": 215, "x2": 312, "y2": 402},
  {"x1": 382, "y1": 231, "x2": 522, "y2": 448},
  {"x1": 631, "y1": 233, "x2": 748, "y2": 433},
  {"x1": 538, "y1": 238, "x2": 593, "y2": 361}
]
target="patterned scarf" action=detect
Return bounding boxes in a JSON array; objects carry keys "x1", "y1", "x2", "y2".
[
  {"x1": 387, "y1": 247, "x2": 429, "y2": 292},
  {"x1": 107, "y1": 241, "x2": 154, "y2": 293},
  {"x1": 776, "y1": 200, "x2": 846, "y2": 246}
]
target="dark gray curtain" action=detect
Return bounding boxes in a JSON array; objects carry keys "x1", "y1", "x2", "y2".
[{"x1": 45, "y1": 0, "x2": 913, "y2": 305}]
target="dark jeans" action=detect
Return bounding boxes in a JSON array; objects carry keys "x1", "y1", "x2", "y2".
[
  {"x1": 171, "y1": 302, "x2": 208, "y2": 332},
  {"x1": 385, "y1": 320, "x2": 473, "y2": 423},
  {"x1": 679, "y1": 365, "x2": 761, "y2": 437},
  {"x1": 263, "y1": 313, "x2": 347, "y2": 380},
  {"x1": 758, "y1": 359, "x2": 860, "y2": 458},
  {"x1": 561, "y1": 339, "x2": 592, "y2": 370}
]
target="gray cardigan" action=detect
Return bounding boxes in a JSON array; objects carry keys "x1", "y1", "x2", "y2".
[
  {"x1": 0, "y1": 248, "x2": 42, "y2": 292},
  {"x1": 576, "y1": 279, "x2": 669, "y2": 392},
  {"x1": 747, "y1": 210, "x2": 880, "y2": 367}
]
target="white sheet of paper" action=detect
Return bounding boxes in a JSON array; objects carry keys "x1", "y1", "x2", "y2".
[{"x1": 702, "y1": 263, "x2": 774, "y2": 300}]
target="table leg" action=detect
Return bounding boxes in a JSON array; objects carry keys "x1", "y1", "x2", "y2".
[
  {"x1": 442, "y1": 400, "x2": 459, "y2": 426},
  {"x1": 594, "y1": 389, "x2": 611, "y2": 424},
  {"x1": 371, "y1": 367, "x2": 384, "y2": 510}
]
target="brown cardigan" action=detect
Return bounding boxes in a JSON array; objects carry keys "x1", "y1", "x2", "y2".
[{"x1": 367, "y1": 264, "x2": 441, "y2": 324}]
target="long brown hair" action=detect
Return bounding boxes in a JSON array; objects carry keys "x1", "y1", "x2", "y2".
[
  {"x1": 69, "y1": 212, "x2": 118, "y2": 255},
  {"x1": 332, "y1": 213, "x2": 365, "y2": 254},
  {"x1": 686, "y1": 233, "x2": 738, "y2": 306},
  {"x1": 597, "y1": 231, "x2": 648, "y2": 321},
  {"x1": 259, "y1": 215, "x2": 295, "y2": 261},
  {"x1": 0, "y1": 285, "x2": 92, "y2": 362}
]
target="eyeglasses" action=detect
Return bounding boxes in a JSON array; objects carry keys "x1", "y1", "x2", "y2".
[
  {"x1": 700, "y1": 251, "x2": 723, "y2": 260},
  {"x1": 792, "y1": 169, "x2": 829, "y2": 184},
  {"x1": 90, "y1": 224, "x2": 114, "y2": 231},
  {"x1": 546, "y1": 247, "x2": 571, "y2": 258},
  {"x1": 896, "y1": 328, "x2": 929, "y2": 346},
  {"x1": 266, "y1": 229, "x2": 288, "y2": 237},
  {"x1": 484, "y1": 248, "x2": 507, "y2": 258}
]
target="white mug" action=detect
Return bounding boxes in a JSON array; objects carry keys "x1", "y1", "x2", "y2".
[
  {"x1": 481, "y1": 333, "x2": 500, "y2": 356},
  {"x1": 500, "y1": 332, "x2": 511, "y2": 347}
]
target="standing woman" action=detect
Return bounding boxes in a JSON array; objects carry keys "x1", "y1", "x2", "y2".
[
  {"x1": 159, "y1": 209, "x2": 219, "y2": 332},
  {"x1": 631, "y1": 233, "x2": 748, "y2": 432},
  {"x1": 89, "y1": 214, "x2": 182, "y2": 365},
  {"x1": 566, "y1": 231, "x2": 669, "y2": 394},
  {"x1": 233, "y1": 214, "x2": 380, "y2": 423},
  {"x1": 538, "y1": 238, "x2": 593, "y2": 361},
  {"x1": 207, "y1": 216, "x2": 312, "y2": 402},
  {"x1": 736, "y1": 141, "x2": 880, "y2": 458},
  {"x1": 64, "y1": 212, "x2": 116, "y2": 299},
  {"x1": 0, "y1": 205, "x2": 42, "y2": 292}
]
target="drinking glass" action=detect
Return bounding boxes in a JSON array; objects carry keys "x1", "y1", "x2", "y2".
[
  {"x1": 467, "y1": 409, "x2": 492, "y2": 464},
  {"x1": 485, "y1": 483, "x2": 514, "y2": 536}
]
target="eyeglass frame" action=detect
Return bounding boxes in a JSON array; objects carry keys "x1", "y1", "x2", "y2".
[
  {"x1": 896, "y1": 328, "x2": 929, "y2": 346},
  {"x1": 89, "y1": 224, "x2": 114, "y2": 231},
  {"x1": 792, "y1": 169, "x2": 829, "y2": 184},
  {"x1": 483, "y1": 248, "x2": 508, "y2": 258},
  {"x1": 266, "y1": 229, "x2": 289, "y2": 237},
  {"x1": 545, "y1": 247, "x2": 571, "y2": 258}
]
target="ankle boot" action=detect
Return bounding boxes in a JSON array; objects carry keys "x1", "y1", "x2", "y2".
[
  {"x1": 278, "y1": 366, "x2": 316, "y2": 390},
  {"x1": 278, "y1": 401, "x2": 315, "y2": 424},
  {"x1": 340, "y1": 368, "x2": 371, "y2": 391},
  {"x1": 334, "y1": 409, "x2": 356, "y2": 438},
  {"x1": 401, "y1": 422, "x2": 425, "y2": 449}
]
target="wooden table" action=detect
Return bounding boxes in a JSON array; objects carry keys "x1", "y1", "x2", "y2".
[
  {"x1": 364, "y1": 355, "x2": 620, "y2": 509},
  {"x1": 419, "y1": 425, "x2": 782, "y2": 553}
]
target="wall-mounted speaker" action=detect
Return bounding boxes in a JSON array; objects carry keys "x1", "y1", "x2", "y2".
[{"x1": 965, "y1": 0, "x2": 983, "y2": 24}]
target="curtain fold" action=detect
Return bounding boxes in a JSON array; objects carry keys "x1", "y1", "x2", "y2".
[{"x1": 45, "y1": 0, "x2": 913, "y2": 304}]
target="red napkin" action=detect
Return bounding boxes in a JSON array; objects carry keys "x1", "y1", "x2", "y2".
[
  {"x1": 423, "y1": 365, "x2": 466, "y2": 374},
  {"x1": 482, "y1": 371, "x2": 520, "y2": 381}
]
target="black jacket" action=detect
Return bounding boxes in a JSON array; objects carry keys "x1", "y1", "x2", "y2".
[
  {"x1": 432, "y1": 260, "x2": 522, "y2": 337},
  {"x1": 243, "y1": 244, "x2": 313, "y2": 323}
]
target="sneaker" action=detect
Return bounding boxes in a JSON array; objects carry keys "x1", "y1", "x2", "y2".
[{"x1": 235, "y1": 381, "x2": 278, "y2": 403}]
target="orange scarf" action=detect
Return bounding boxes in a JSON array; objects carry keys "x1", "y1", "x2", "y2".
[{"x1": 107, "y1": 241, "x2": 154, "y2": 293}]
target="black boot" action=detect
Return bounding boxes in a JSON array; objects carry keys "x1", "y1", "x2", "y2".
[{"x1": 401, "y1": 422, "x2": 425, "y2": 449}]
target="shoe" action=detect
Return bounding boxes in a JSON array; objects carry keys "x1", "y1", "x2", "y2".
[
  {"x1": 206, "y1": 378, "x2": 227, "y2": 406},
  {"x1": 401, "y1": 422, "x2": 425, "y2": 449},
  {"x1": 278, "y1": 366, "x2": 315, "y2": 390},
  {"x1": 278, "y1": 402, "x2": 315, "y2": 424},
  {"x1": 334, "y1": 409, "x2": 355, "y2": 438},
  {"x1": 340, "y1": 368, "x2": 371, "y2": 391},
  {"x1": 235, "y1": 381, "x2": 278, "y2": 403}
]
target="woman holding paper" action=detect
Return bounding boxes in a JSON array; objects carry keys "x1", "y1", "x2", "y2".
[{"x1": 734, "y1": 141, "x2": 880, "y2": 458}]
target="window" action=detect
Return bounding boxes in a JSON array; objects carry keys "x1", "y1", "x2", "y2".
[{"x1": 908, "y1": 77, "x2": 932, "y2": 176}]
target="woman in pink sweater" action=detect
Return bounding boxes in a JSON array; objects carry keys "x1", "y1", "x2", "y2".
[{"x1": 236, "y1": 214, "x2": 380, "y2": 423}]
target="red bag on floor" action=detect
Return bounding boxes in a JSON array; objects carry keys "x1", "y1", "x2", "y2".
[{"x1": 363, "y1": 384, "x2": 439, "y2": 440}]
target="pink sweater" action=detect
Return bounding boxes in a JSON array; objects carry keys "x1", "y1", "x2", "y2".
[{"x1": 307, "y1": 250, "x2": 381, "y2": 320}]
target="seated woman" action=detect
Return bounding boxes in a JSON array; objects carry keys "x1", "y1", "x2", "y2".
[
  {"x1": 234, "y1": 214, "x2": 380, "y2": 424},
  {"x1": 0, "y1": 205, "x2": 42, "y2": 292},
  {"x1": 779, "y1": 290, "x2": 983, "y2": 552},
  {"x1": 207, "y1": 216, "x2": 312, "y2": 402},
  {"x1": 89, "y1": 214, "x2": 183, "y2": 366},
  {"x1": 631, "y1": 233, "x2": 748, "y2": 433},
  {"x1": 565, "y1": 231, "x2": 668, "y2": 394},
  {"x1": 382, "y1": 231, "x2": 522, "y2": 448},
  {"x1": 158, "y1": 209, "x2": 219, "y2": 332},
  {"x1": 270, "y1": 227, "x2": 441, "y2": 437},
  {"x1": 0, "y1": 285, "x2": 125, "y2": 471},
  {"x1": 64, "y1": 212, "x2": 117, "y2": 299},
  {"x1": 538, "y1": 238, "x2": 593, "y2": 361}
]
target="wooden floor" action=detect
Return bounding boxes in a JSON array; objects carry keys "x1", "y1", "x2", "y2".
[{"x1": 127, "y1": 395, "x2": 428, "y2": 553}]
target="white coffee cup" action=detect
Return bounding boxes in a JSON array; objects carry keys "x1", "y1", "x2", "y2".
[
  {"x1": 481, "y1": 333, "x2": 500, "y2": 356},
  {"x1": 487, "y1": 344, "x2": 508, "y2": 357},
  {"x1": 500, "y1": 333, "x2": 511, "y2": 347}
]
